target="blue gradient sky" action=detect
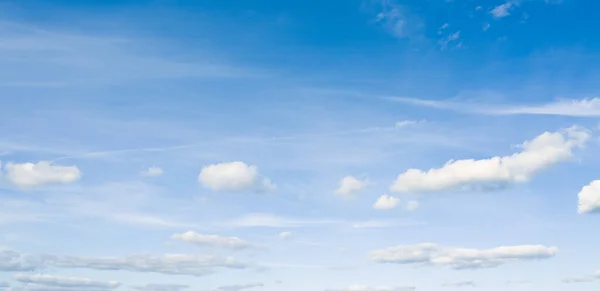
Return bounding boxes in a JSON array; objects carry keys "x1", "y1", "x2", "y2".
[{"x1": 1, "y1": 1, "x2": 600, "y2": 291}]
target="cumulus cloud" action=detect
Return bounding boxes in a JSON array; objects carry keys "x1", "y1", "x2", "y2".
[
  {"x1": 171, "y1": 231, "x2": 254, "y2": 250},
  {"x1": 209, "y1": 283, "x2": 263, "y2": 291},
  {"x1": 325, "y1": 285, "x2": 415, "y2": 291},
  {"x1": 370, "y1": 243, "x2": 558, "y2": 269},
  {"x1": 132, "y1": 284, "x2": 189, "y2": 291},
  {"x1": 3, "y1": 161, "x2": 81, "y2": 187},
  {"x1": 47, "y1": 253, "x2": 251, "y2": 277},
  {"x1": 140, "y1": 166, "x2": 164, "y2": 177},
  {"x1": 390, "y1": 127, "x2": 589, "y2": 194},
  {"x1": 373, "y1": 195, "x2": 400, "y2": 210},
  {"x1": 577, "y1": 180, "x2": 600, "y2": 214},
  {"x1": 12, "y1": 274, "x2": 120, "y2": 289},
  {"x1": 335, "y1": 176, "x2": 367, "y2": 196},
  {"x1": 199, "y1": 162, "x2": 275, "y2": 192}
]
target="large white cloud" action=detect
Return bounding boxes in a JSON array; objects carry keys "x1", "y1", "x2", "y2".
[
  {"x1": 171, "y1": 231, "x2": 253, "y2": 250},
  {"x1": 3, "y1": 161, "x2": 81, "y2": 188},
  {"x1": 199, "y1": 161, "x2": 275, "y2": 192},
  {"x1": 12, "y1": 274, "x2": 120, "y2": 289},
  {"x1": 370, "y1": 243, "x2": 558, "y2": 269},
  {"x1": 577, "y1": 180, "x2": 600, "y2": 214},
  {"x1": 390, "y1": 127, "x2": 589, "y2": 193},
  {"x1": 335, "y1": 176, "x2": 367, "y2": 196},
  {"x1": 325, "y1": 285, "x2": 415, "y2": 291}
]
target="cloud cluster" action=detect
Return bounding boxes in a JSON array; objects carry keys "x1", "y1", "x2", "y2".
[
  {"x1": 370, "y1": 243, "x2": 558, "y2": 269},
  {"x1": 390, "y1": 127, "x2": 589, "y2": 194},
  {"x1": 199, "y1": 161, "x2": 276, "y2": 193},
  {"x1": 171, "y1": 231, "x2": 254, "y2": 250}
]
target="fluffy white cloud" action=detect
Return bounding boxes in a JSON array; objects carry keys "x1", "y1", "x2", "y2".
[
  {"x1": 373, "y1": 195, "x2": 400, "y2": 210},
  {"x1": 390, "y1": 128, "x2": 588, "y2": 194},
  {"x1": 199, "y1": 162, "x2": 275, "y2": 192},
  {"x1": 405, "y1": 200, "x2": 420, "y2": 211},
  {"x1": 278, "y1": 231, "x2": 292, "y2": 240},
  {"x1": 370, "y1": 243, "x2": 557, "y2": 269},
  {"x1": 48, "y1": 253, "x2": 250, "y2": 277},
  {"x1": 577, "y1": 180, "x2": 600, "y2": 214},
  {"x1": 140, "y1": 166, "x2": 164, "y2": 177},
  {"x1": 132, "y1": 284, "x2": 188, "y2": 291},
  {"x1": 4, "y1": 161, "x2": 81, "y2": 187},
  {"x1": 209, "y1": 283, "x2": 263, "y2": 291},
  {"x1": 12, "y1": 274, "x2": 120, "y2": 289},
  {"x1": 335, "y1": 176, "x2": 367, "y2": 196},
  {"x1": 171, "y1": 231, "x2": 253, "y2": 250},
  {"x1": 326, "y1": 285, "x2": 415, "y2": 291}
]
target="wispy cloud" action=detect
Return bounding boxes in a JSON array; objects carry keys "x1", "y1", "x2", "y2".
[{"x1": 385, "y1": 96, "x2": 600, "y2": 117}]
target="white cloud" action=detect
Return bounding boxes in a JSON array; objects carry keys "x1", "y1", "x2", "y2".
[
  {"x1": 199, "y1": 161, "x2": 275, "y2": 192},
  {"x1": 3, "y1": 161, "x2": 81, "y2": 187},
  {"x1": 278, "y1": 232, "x2": 292, "y2": 240},
  {"x1": 132, "y1": 284, "x2": 189, "y2": 291},
  {"x1": 577, "y1": 180, "x2": 600, "y2": 214},
  {"x1": 325, "y1": 285, "x2": 415, "y2": 291},
  {"x1": 209, "y1": 283, "x2": 263, "y2": 291},
  {"x1": 482, "y1": 23, "x2": 491, "y2": 31},
  {"x1": 390, "y1": 127, "x2": 589, "y2": 193},
  {"x1": 12, "y1": 274, "x2": 120, "y2": 289},
  {"x1": 394, "y1": 120, "x2": 423, "y2": 128},
  {"x1": 370, "y1": 243, "x2": 557, "y2": 269},
  {"x1": 439, "y1": 31, "x2": 461, "y2": 49},
  {"x1": 335, "y1": 176, "x2": 367, "y2": 196},
  {"x1": 405, "y1": 200, "x2": 420, "y2": 211},
  {"x1": 140, "y1": 166, "x2": 164, "y2": 177},
  {"x1": 373, "y1": 195, "x2": 400, "y2": 210},
  {"x1": 490, "y1": 2, "x2": 516, "y2": 18},
  {"x1": 224, "y1": 213, "x2": 338, "y2": 228},
  {"x1": 171, "y1": 231, "x2": 254, "y2": 250}
]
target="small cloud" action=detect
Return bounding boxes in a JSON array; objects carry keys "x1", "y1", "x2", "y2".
[
  {"x1": 171, "y1": 231, "x2": 254, "y2": 250},
  {"x1": 335, "y1": 176, "x2": 368, "y2": 196},
  {"x1": 439, "y1": 31, "x2": 461, "y2": 50},
  {"x1": 373, "y1": 194, "x2": 400, "y2": 210},
  {"x1": 490, "y1": 2, "x2": 516, "y2": 18},
  {"x1": 278, "y1": 231, "x2": 292, "y2": 240},
  {"x1": 199, "y1": 161, "x2": 275, "y2": 193},
  {"x1": 482, "y1": 23, "x2": 491, "y2": 31},
  {"x1": 141, "y1": 166, "x2": 164, "y2": 177},
  {"x1": 475, "y1": 6, "x2": 483, "y2": 10},
  {"x1": 395, "y1": 119, "x2": 424, "y2": 128}
]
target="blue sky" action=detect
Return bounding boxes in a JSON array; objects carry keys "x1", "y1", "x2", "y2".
[{"x1": 1, "y1": 0, "x2": 600, "y2": 291}]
